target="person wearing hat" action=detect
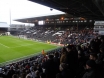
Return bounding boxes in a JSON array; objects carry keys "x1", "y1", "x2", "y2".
[
  {"x1": 82, "y1": 60, "x2": 102, "y2": 78},
  {"x1": 86, "y1": 60, "x2": 96, "y2": 69}
]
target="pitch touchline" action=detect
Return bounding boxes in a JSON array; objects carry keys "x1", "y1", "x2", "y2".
[
  {"x1": 0, "y1": 47, "x2": 59, "y2": 66},
  {"x1": 0, "y1": 43, "x2": 9, "y2": 48}
]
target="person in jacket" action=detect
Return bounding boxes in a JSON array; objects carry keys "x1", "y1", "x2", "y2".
[
  {"x1": 65, "y1": 45, "x2": 78, "y2": 74},
  {"x1": 42, "y1": 55, "x2": 56, "y2": 78},
  {"x1": 82, "y1": 60, "x2": 102, "y2": 78},
  {"x1": 53, "y1": 52, "x2": 60, "y2": 73},
  {"x1": 58, "y1": 63, "x2": 71, "y2": 78}
]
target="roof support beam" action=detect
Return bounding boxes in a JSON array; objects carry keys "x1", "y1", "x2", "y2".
[{"x1": 92, "y1": 0, "x2": 104, "y2": 16}]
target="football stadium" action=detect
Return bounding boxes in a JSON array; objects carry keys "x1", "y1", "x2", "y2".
[{"x1": 0, "y1": 0, "x2": 104, "y2": 78}]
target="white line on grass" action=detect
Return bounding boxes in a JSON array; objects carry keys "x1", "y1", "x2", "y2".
[
  {"x1": 0, "y1": 43, "x2": 9, "y2": 48},
  {"x1": 0, "y1": 47, "x2": 59, "y2": 66}
]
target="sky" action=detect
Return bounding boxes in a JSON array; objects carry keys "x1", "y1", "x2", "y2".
[{"x1": 0, "y1": 0, "x2": 64, "y2": 25}]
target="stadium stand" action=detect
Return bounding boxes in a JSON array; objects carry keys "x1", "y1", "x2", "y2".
[
  {"x1": 15, "y1": 25, "x2": 94, "y2": 46},
  {"x1": 0, "y1": 25, "x2": 103, "y2": 78}
]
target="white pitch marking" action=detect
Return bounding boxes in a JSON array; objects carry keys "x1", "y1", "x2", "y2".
[
  {"x1": 0, "y1": 47, "x2": 59, "y2": 66},
  {"x1": 0, "y1": 43, "x2": 9, "y2": 48}
]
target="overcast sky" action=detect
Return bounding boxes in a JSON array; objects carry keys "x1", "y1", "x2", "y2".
[{"x1": 0, "y1": 0, "x2": 64, "y2": 24}]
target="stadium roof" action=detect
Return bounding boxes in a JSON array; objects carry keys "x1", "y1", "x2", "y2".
[
  {"x1": 29, "y1": 0, "x2": 104, "y2": 20},
  {"x1": 0, "y1": 22, "x2": 9, "y2": 28},
  {"x1": 14, "y1": 14, "x2": 76, "y2": 23}
]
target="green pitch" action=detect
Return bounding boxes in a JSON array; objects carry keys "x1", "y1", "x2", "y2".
[{"x1": 0, "y1": 36, "x2": 58, "y2": 65}]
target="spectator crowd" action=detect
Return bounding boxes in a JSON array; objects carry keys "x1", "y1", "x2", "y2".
[{"x1": 0, "y1": 26, "x2": 104, "y2": 78}]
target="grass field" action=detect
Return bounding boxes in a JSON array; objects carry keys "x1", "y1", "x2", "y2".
[{"x1": 0, "y1": 36, "x2": 58, "y2": 65}]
